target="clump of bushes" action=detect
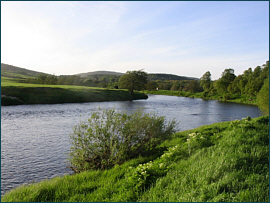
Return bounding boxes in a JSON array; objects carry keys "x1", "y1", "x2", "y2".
[
  {"x1": 257, "y1": 77, "x2": 269, "y2": 114},
  {"x1": 68, "y1": 109, "x2": 176, "y2": 172}
]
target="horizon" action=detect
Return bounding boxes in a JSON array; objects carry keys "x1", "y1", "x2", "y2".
[
  {"x1": 1, "y1": 1, "x2": 269, "y2": 80},
  {"x1": 1, "y1": 62, "x2": 198, "y2": 79}
]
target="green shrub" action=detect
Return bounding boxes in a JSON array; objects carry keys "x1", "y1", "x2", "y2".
[
  {"x1": 68, "y1": 109, "x2": 176, "y2": 172},
  {"x1": 257, "y1": 77, "x2": 269, "y2": 114}
]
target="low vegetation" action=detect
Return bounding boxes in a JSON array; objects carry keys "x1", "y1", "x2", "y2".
[
  {"x1": 69, "y1": 109, "x2": 176, "y2": 172},
  {"x1": 2, "y1": 115, "x2": 268, "y2": 202}
]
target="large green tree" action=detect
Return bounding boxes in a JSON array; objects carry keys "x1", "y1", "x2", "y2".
[
  {"x1": 119, "y1": 70, "x2": 148, "y2": 94},
  {"x1": 216, "y1": 68, "x2": 236, "y2": 95},
  {"x1": 200, "y1": 71, "x2": 211, "y2": 91}
]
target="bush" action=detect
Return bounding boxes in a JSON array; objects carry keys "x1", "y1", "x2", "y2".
[
  {"x1": 257, "y1": 78, "x2": 269, "y2": 114},
  {"x1": 68, "y1": 109, "x2": 176, "y2": 172}
]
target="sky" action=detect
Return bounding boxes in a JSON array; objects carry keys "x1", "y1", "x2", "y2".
[{"x1": 1, "y1": 1, "x2": 269, "y2": 80}]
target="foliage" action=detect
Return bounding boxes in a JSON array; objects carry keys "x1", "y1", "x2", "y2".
[
  {"x1": 221, "y1": 68, "x2": 236, "y2": 83},
  {"x1": 68, "y1": 109, "x2": 176, "y2": 171},
  {"x1": 146, "y1": 81, "x2": 158, "y2": 91},
  {"x1": 200, "y1": 71, "x2": 211, "y2": 91},
  {"x1": 144, "y1": 61, "x2": 268, "y2": 106},
  {"x1": 183, "y1": 80, "x2": 203, "y2": 93},
  {"x1": 119, "y1": 70, "x2": 148, "y2": 94},
  {"x1": 215, "y1": 68, "x2": 236, "y2": 95},
  {"x1": 257, "y1": 77, "x2": 269, "y2": 114}
]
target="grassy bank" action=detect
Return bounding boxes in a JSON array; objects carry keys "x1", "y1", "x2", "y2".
[
  {"x1": 1, "y1": 81, "x2": 148, "y2": 106},
  {"x1": 2, "y1": 115, "x2": 268, "y2": 202},
  {"x1": 142, "y1": 90, "x2": 258, "y2": 106}
]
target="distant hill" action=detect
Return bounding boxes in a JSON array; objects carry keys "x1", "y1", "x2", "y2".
[
  {"x1": 76, "y1": 71, "x2": 124, "y2": 78},
  {"x1": 1, "y1": 63, "x2": 45, "y2": 79},
  {"x1": 148, "y1": 73, "x2": 198, "y2": 81},
  {"x1": 1, "y1": 63, "x2": 199, "y2": 81},
  {"x1": 77, "y1": 71, "x2": 198, "y2": 81}
]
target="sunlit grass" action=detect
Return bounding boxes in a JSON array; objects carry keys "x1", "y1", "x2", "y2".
[
  {"x1": 1, "y1": 77, "x2": 103, "y2": 89},
  {"x1": 139, "y1": 116, "x2": 269, "y2": 202}
]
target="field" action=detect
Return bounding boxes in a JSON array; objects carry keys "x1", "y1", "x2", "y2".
[
  {"x1": 2, "y1": 115, "x2": 269, "y2": 202},
  {"x1": 1, "y1": 77, "x2": 148, "y2": 105}
]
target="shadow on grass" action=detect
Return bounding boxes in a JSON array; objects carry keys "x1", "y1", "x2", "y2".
[{"x1": 1, "y1": 86, "x2": 148, "y2": 106}]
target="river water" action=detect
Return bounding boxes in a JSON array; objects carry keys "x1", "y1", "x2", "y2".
[{"x1": 1, "y1": 95, "x2": 262, "y2": 195}]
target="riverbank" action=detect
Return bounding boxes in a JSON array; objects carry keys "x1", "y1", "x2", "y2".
[
  {"x1": 1, "y1": 84, "x2": 148, "y2": 106},
  {"x1": 2, "y1": 115, "x2": 268, "y2": 202},
  {"x1": 142, "y1": 90, "x2": 258, "y2": 106}
]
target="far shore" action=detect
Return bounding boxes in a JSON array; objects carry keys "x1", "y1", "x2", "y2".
[
  {"x1": 142, "y1": 90, "x2": 258, "y2": 106},
  {"x1": 1, "y1": 86, "x2": 148, "y2": 106}
]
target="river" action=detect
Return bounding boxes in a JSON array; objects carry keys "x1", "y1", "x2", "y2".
[{"x1": 1, "y1": 95, "x2": 262, "y2": 195}]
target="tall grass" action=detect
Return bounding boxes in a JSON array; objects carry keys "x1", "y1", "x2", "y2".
[{"x1": 140, "y1": 116, "x2": 269, "y2": 202}]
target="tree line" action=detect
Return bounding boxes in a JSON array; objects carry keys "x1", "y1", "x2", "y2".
[
  {"x1": 23, "y1": 61, "x2": 268, "y2": 113},
  {"x1": 24, "y1": 61, "x2": 268, "y2": 95},
  {"x1": 25, "y1": 71, "x2": 200, "y2": 92},
  {"x1": 117, "y1": 61, "x2": 269, "y2": 114},
  {"x1": 25, "y1": 74, "x2": 120, "y2": 88}
]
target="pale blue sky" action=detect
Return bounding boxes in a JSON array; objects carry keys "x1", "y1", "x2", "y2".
[{"x1": 1, "y1": 1, "x2": 269, "y2": 79}]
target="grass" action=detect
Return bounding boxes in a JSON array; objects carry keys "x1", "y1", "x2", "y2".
[
  {"x1": 2, "y1": 115, "x2": 268, "y2": 202},
  {"x1": 1, "y1": 77, "x2": 148, "y2": 105},
  {"x1": 140, "y1": 116, "x2": 269, "y2": 202}
]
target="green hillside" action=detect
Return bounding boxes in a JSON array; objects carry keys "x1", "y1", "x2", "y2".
[
  {"x1": 1, "y1": 63, "x2": 45, "y2": 79},
  {"x1": 76, "y1": 71, "x2": 198, "y2": 81},
  {"x1": 1, "y1": 63, "x2": 197, "y2": 83},
  {"x1": 76, "y1": 70, "x2": 124, "y2": 77},
  {"x1": 148, "y1": 73, "x2": 197, "y2": 81}
]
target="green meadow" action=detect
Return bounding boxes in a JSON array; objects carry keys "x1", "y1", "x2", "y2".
[
  {"x1": 1, "y1": 77, "x2": 148, "y2": 105},
  {"x1": 2, "y1": 115, "x2": 268, "y2": 202}
]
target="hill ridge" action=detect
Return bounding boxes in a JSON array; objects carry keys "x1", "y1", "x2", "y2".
[{"x1": 1, "y1": 63, "x2": 198, "y2": 81}]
